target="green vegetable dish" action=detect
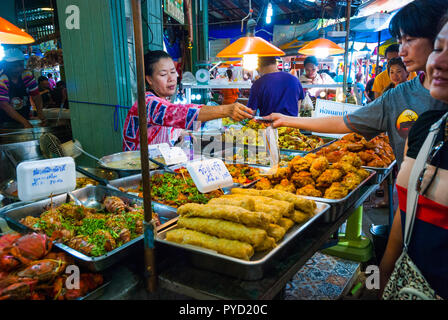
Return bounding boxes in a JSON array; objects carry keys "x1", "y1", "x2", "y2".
[{"x1": 19, "y1": 197, "x2": 160, "y2": 257}]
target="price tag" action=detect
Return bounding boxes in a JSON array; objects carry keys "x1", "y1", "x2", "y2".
[
  {"x1": 186, "y1": 158, "x2": 234, "y2": 193},
  {"x1": 158, "y1": 146, "x2": 188, "y2": 166},
  {"x1": 312, "y1": 99, "x2": 359, "y2": 138},
  {"x1": 17, "y1": 157, "x2": 76, "y2": 201}
]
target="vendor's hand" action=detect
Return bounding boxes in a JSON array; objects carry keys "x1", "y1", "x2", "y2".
[
  {"x1": 263, "y1": 113, "x2": 289, "y2": 128},
  {"x1": 227, "y1": 103, "x2": 254, "y2": 122},
  {"x1": 23, "y1": 121, "x2": 33, "y2": 129}
]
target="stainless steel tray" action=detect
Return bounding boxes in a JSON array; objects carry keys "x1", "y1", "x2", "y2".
[
  {"x1": 155, "y1": 202, "x2": 331, "y2": 280},
  {"x1": 77, "y1": 281, "x2": 111, "y2": 300},
  {"x1": 279, "y1": 137, "x2": 337, "y2": 157},
  {"x1": 0, "y1": 186, "x2": 175, "y2": 272},
  {"x1": 362, "y1": 160, "x2": 396, "y2": 184},
  {"x1": 295, "y1": 169, "x2": 376, "y2": 223}
]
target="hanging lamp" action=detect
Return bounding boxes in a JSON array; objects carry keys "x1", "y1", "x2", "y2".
[
  {"x1": 0, "y1": 17, "x2": 34, "y2": 44},
  {"x1": 298, "y1": 28, "x2": 344, "y2": 59},
  {"x1": 216, "y1": 4, "x2": 284, "y2": 71}
]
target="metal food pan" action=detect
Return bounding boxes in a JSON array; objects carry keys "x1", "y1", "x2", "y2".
[
  {"x1": 1, "y1": 185, "x2": 174, "y2": 272},
  {"x1": 296, "y1": 169, "x2": 376, "y2": 222},
  {"x1": 279, "y1": 137, "x2": 337, "y2": 157},
  {"x1": 155, "y1": 202, "x2": 331, "y2": 280},
  {"x1": 362, "y1": 160, "x2": 396, "y2": 185}
]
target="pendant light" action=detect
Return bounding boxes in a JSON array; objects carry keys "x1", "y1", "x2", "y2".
[
  {"x1": 298, "y1": 28, "x2": 344, "y2": 59},
  {"x1": 0, "y1": 17, "x2": 34, "y2": 44},
  {"x1": 216, "y1": 2, "x2": 284, "y2": 71}
]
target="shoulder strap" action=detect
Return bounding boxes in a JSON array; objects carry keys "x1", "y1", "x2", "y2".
[{"x1": 404, "y1": 112, "x2": 448, "y2": 248}]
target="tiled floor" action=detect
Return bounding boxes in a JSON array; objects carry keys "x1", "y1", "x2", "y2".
[{"x1": 285, "y1": 187, "x2": 398, "y2": 300}]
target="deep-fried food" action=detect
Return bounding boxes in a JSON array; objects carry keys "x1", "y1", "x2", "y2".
[
  {"x1": 267, "y1": 224, "x2": 286, "y2": 242},
  {"x1": 277, "y1": 217, "x2": 294, "y2": 232},
  {"x1": 341, "y1": 172, "x2": 363, "y2": 190},
  {"x1": 177, "y1": 216, "x2": 267, "y2": 247},
  {"x1": 339, "y1": 153, "x2": 362, "y2": 168},
  {"x1": 166, "y1": 228, "x2": 254, "y2": 260},
  {"x1": 291, "y1": 171, "x2": 315, "y2": 188},
  {"x1": 255, "y1": 177, "x2": 272, "y2": 190},
  {"x1": 324, "y1": 182, "x2": 349, "y2": 199},
  {"x1": 273, "y1": 178, "x2": 296, "y2": 193},
  {"x1": 357, "y1": 150, "x2": 376, "y2": 164},
  {"x1": 288, "y1": 155, "x2": 311, "y2": 172},
  {"x1": 331, "y1": 162, "x2": 358, "y2": 175},
  {"x1": 207, "y1": 197, "x2": 256, "y2": 211},
  {"x1": 367, "y1": 156, "x2": 386, "y2": 168},
  {"x1": 177, "y1": 203, "x2": 274, "y2": 229},
  {"x1": 356, "y1": 168, "x2": 370, "y2": 180},
  {"x1": 254, "y1": 236, "x2": 276, "y2": 252},
  {"x1": 291, "y1": 210, "x2": 313, "y2": 224},
  {"x1": 316, "y1": 169, "x2": 344, "y2": 188},
  {"x1": 296, "y1": 184, "x2": 323, "y2": 198},
  {"x1": 310, "y1": 156, "x2": 329, "y2": 179}
]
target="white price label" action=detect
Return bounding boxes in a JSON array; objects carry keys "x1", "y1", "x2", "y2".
[
  {"x1": 186, "y1": 158, "x2": 234, "y2": 193},
  {"x1": 17, "y1": 157, "x2": 76, "y2": 201},
  {"x1": 312, "y1": 99, "x2": 359, "y2": 138},
  {"x1": 159, "y1": 146, "x2": 188, "y2": 165}
]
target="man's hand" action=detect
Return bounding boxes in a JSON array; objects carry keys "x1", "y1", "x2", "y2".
[{"x1": 226, "y1": 102, "x2": 255, "y2": 122}]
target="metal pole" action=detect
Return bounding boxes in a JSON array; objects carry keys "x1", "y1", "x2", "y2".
[
  {"x1": 376, "y1": 31, "x2": 381, "y2": 76},
  {"x1": 343, "y1": 0, "x2": 352, "y2": 97},
  {"x1": 131, "y1": 0, "x2": 157, "y2": 293}
]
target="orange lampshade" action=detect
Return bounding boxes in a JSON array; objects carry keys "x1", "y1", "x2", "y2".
[
  {"x1": 217, "y1": 36, "x2": 285, "y2": 58},
  {"x1": 298, "y1": 38, "x2": 344, "y2": 56},
  {"x1": 0, "y1": 17, "x2": 34, "y2": 44}
]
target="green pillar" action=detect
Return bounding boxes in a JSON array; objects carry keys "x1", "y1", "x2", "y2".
[
  {"x1": 142, "y1": 0, "x2": 164, "y2": 51},
  {"x1": 192, "y1": 0, "x2": 208, "y2": 73},
  {"x1": 56, "y1": 0, "x2": 135, "y2": 166}
]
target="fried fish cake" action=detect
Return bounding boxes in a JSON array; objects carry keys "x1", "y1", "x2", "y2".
[
  {"x1": 274, "y1": 178, "x2": 296, "y2": 194},
  {"x1": 296, "y1": 184, "x2": 323, "y2": 198},
  {"x1": 310, "y1": 156, "x2": 329, "y2": 179},
  {"x1": 316, "y1": 168, "x2": 344, "y2": 188},
  {"x1": 341, "y1": 172, "x2": 363, "y2": 190},
  {"x1": 291, "y1": 171, "x2": 315, "y2": 188},
  {"x1": 324, "y1": 182, "x2": 349, "y2": 199},
  {"x1": 289, "y1": 155, "x2": 311, "y2": 172}
]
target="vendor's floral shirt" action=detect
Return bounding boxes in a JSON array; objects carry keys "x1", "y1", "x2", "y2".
[{"x1": 123, "y1": 92, "x2": 201, "y2": 151}]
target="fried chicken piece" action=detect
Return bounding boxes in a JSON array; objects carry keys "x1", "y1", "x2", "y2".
[
  {"x1": 274, "y1": 179, "x2": 296, "y2": 194},
  {"x1": 296, "y1": 184, "x2": 323, "y2": 198},
  {"x1": 346, "y1": 142, "x2": 365, "y2": 152},
  {"x1": 367, "y1": 156, "x2": 386, "y2": 168},
  {"x1": 322, "y1": 150, "x2": 347, "y2": 163},
  {"x1": 340, "y1": 153, "x2": 363, "y2": 168},
  {"x1": 356, "y1": 168, "x2": 370, "y2": 181},
  {"x1": 331, "y1": 162, "x2": 358, "y2": 175},
  {"x1": 255, "y1": 177, "x2": 273, "y2": 190},
  {"x1": 357, "y1": 150, "x2": 376, "y2": 164},
  {"x1": 288, "y1": 156, "x2": 311, "y2": 172},
  {"x1": 341, "y1": 172, "x2": 363, "y2": 190},
  {"x1": 291, "y1": 171, "x2": 315, "y2": 188},
  {"x1": 310, "y1": 156, "x2": 329, "y2": 179},
  {"x1": 324, "y1": 182, "x2": 349, "y2": 199},
  {"x1": 341, "y1": 132, "x2": 364, "y2": 143},
  {"x1": 316, "y1": 169, "x2": 344, "y2": 188}
]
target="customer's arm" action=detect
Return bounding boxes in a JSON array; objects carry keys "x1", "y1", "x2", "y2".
[
  {"x1": 263, "y1": 113, "x2": 351, "y2": 133},
  {"x1": 0, "y1": 101, "x2": 33, "y2": 128}
]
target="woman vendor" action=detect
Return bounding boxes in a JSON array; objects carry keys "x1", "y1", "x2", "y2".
[
  {"x1": 123, "y1": 50, "x2": 254, "y2": 151},
  {"x1": 299, "y1": 55, "x2": 336, "y2": 98}
]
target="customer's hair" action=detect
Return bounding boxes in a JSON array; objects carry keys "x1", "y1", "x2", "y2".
[
  {"x1": 303, "y1": 56, "x2": 318, "y2": 67},
  {"x1": 384, "y1": 44, "x2": 399, "y2": 56},
  {"x1": 144, "y1": 50, "x2": 172, "y2": 77},
  {"x1": 226, "y1": 69, "x2": 233, "y2": 80},
  {"x1": 259, "y1": 56, "x2": 277, "y2": 68},
  {"x1": 47, "y1": 73, "x2": 53, "y2": 78},
  {"x1": 387, "y1": 57, "x2": 407, "y2": 75},
  {"x1": 355, "y1": 73, "x2": 363, "y2": 82},
  {"x1": 389, "y1": 0, "x2": 448, "y2": 42},
  {"x1": 438, "y1": 10, "x2": 448, "y2": 34}
]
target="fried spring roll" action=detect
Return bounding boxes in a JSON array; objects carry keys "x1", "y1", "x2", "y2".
[
  {"x1": 291, "y1": 210, "x2": 313, "y2": 224},
  {"x1": 220, "y1": 194, "x2": 293, "y2": 220},
  {"x1": 267, "y1": 224, "x2": 286, "y2": 242},
  {"x1": 277, "y1": 217, "x2": 295, "y2": 232},
  {"x1": 254, "y1": 236, "x2": 276, "y2": 252},
  {"x1": 177, "y1": 216, "x2": 267, "y2": 247},
  {"x1": 166, "y1": 228, "x2": 254, "y2": 260},
  {"x1": 177, "y1": 203, "x2": 274, "y2": 229},
  {"x1": 208, "y1": 197, "x2": 256, "y2": 212}
]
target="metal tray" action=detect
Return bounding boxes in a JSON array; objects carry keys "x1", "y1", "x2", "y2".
[
  {"x1": 77, "y1": 281, "x2": 111, "y2": 300},
  {"x1": 279, "y1": 137, "x2": 337, "y2": 157},
  {"x1": 155, "y1": 202, "x2": 331, "y2": 280},
  {"x1": 0, "y1": 185, "x2": 175, "y2": 272},
  {"x1": 362, "y1": 160, "x2": 396, "y2": 184},
  {"x1": 295, "y1": 169, "x2": 376, "y2": 222}
]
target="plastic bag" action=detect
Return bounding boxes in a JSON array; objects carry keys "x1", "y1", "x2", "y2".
[{"x1": 302, "y1": 92, "x2": 314, "y2": 111}]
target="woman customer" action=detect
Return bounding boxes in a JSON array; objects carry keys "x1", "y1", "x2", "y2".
[
  {"x1": 382, "y1": 57, "x2": 410, "y2": 93},
  {"x1": 123, "y1": 50, "x2": 254, "y2": 151},
  {"x1": 264, "y1": 0, "x2": 448, "y2": 168},
  {"x1": 220, "y1": 69, "x2": 239, "y2": 105},
  {"x1": 299, "y1": 56, "x2": 336, "y2": 98},
  {"x1": 380, "y1": 14, "x2": 448, "y2": 299}
]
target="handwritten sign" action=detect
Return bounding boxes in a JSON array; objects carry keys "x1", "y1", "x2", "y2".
[
  {"x1": 186, "y1": 158, "x2": 234, "y2": 193},
  {"x1": 312, "y1": 99, "x2": 359, "y2": 139},
  {"x1": 17, "y1": 157, "x2": 76, "y2": 201}
]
